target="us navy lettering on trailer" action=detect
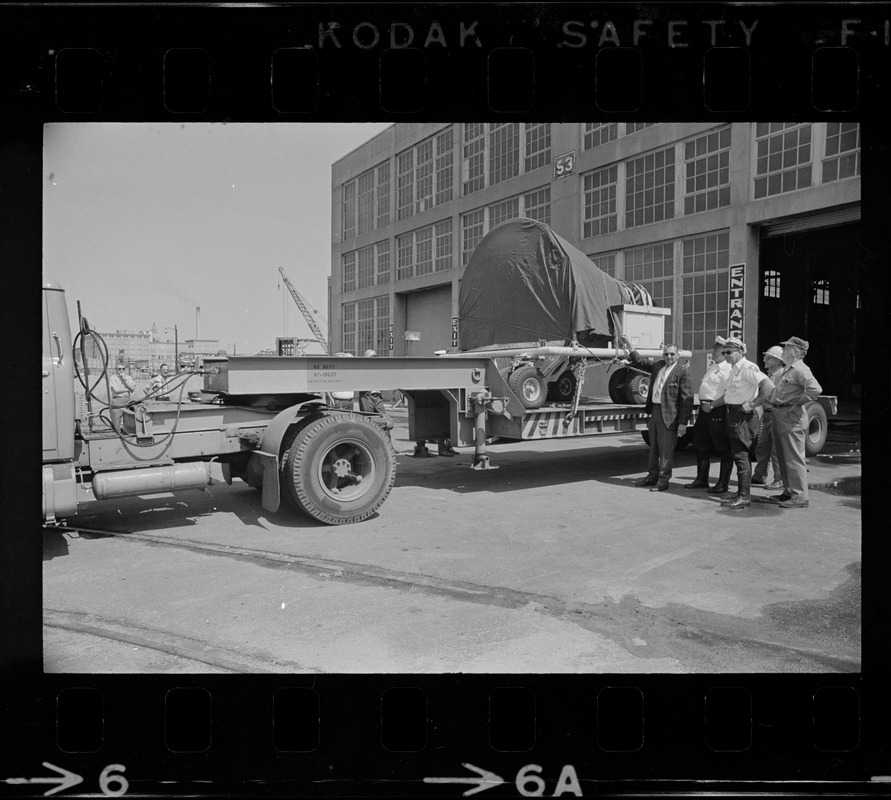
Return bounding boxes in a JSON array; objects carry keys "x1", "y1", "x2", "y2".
[
  {"x1": 558, "y1": 19, "x2": 759, "y2": 48},
  {"x1": 318, "y1": 20, "x2": 482, "y2": 49},
  {"x1": 312, "y1": 363, "x2": 336, "y2": 370}
]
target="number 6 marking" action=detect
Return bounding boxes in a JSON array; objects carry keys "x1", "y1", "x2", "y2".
[{"x1": 99, "y1": 764, "x2": 128, "y2": 797}]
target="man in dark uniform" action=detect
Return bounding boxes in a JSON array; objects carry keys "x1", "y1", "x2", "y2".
[{"x1": 625, "y1": 341, "x2": 694, "y2": 492}]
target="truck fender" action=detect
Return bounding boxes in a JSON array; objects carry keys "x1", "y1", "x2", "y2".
[{"x1": 252, "y1": 400, "x2": 326, "y2": 513}]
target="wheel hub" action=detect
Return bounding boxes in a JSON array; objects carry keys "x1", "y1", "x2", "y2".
[{"x1": 331, "y1": 457, "x2": 352, "y2": 478}]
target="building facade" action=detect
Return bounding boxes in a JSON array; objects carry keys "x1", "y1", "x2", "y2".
[{"x1": 330, "y1": 122, "x2": 861, "y2": 399}]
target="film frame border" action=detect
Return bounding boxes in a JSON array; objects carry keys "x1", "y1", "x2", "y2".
[{"x1": 2, "y1": 1, "x2": 889, "y2": 797}]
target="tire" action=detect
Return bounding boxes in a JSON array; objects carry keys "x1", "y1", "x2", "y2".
[
  {"x1": 804, "y1": 401, "x2": 828, "y2": 456},
  {"x1": 547, "y1": 369, "x2": 577, "y2": 402},
  {"x1": 280, "y1": 412, "x2": 396, "y2": 525},
  {"x1": 507, "y1": 363, "x2": 547, "y2": 409},
  {"x1": 625, "y1": 371, "x2": 650, "y2": 405},
  {"x1": 608, "y1": 368, "x2": 628, "y2": 403}
]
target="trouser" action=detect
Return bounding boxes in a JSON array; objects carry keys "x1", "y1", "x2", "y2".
[
  {"x1": 772, "y1": 407, "x2": 809, "y2": 501},
  {"x1": 725, "y1": 405, "x2": 760, "y2": 497},
  {"x1": 646, "y1": 408, "x2": 678, "y2": 482},
  {"x1": 753, "y1": 409, "x2": 781, "y2": 481},
  {"x1": 359, "y1": 393, "x2": 394, "y2": 434}
]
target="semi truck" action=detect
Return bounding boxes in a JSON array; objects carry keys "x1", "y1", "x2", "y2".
[{"x1": 42, "y1": 277, "x2": 697, "y2": 526}]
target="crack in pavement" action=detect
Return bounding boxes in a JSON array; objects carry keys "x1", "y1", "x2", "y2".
[{"x1": 66, "y1": 528, "x2": 860, "y2": 673}]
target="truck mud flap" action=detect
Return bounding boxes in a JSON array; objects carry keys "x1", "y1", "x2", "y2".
[{"x1": 253, "y1": 451, "x2": 280, "y2": 513}]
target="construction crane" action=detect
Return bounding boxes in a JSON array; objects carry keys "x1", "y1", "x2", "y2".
[{"x1": 278, "y1": 266, "x2": 328, "y2": 354}]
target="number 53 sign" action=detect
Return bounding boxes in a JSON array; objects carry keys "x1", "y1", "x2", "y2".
[{"x1": 554, "y1": 151, "x2": 575, "y2": 179}]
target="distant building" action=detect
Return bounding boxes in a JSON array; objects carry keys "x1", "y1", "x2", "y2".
[{"x1": 330, "y1": 122, "x2": 861, "y2": 400}]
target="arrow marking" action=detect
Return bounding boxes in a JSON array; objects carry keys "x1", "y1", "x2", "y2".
[
  {"x1": 4, "y1": 763, "x2": 84, "y2": 797},
  {"x1": 424, "y1": 763, "x2": 504, "y2": 796}
]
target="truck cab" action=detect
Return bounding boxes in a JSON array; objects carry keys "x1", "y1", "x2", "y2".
[{"x1": 42, "y1": 278, "x2": 76, "y2": 462}]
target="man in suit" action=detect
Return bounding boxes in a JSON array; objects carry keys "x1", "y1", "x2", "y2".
[{"x1": 626, "y1": 342, "x2": 694, "y2": 492}]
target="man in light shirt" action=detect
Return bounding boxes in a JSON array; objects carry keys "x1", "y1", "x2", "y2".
[
  {"x1": 751, "y1": 345, "x2": 786, "y2": 490},
  {"x1": 707, "y1": 337, "x2": 775, "y2": 509},
  {"x1": 764, "y1": 336, "x2": 823, "y2": 509},
  {"x1": 625, "y1": 341, "x2": 694, "y2": 492},
  {"x1": 684, "y1": 336, "x2": 734, "y2": 493}
]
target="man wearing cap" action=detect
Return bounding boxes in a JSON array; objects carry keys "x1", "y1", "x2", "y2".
[
  {"x1": 751, "y1": 346, "x2": 786, "y2": 490},
  {"x1": 765, "y1": 336, "x2": 823, "y2": 509},
  {"x1": 685, "y1": 336, "x2": 734, "y2": 493},
  {"x1": 708, "y1": 338, "x2": 775, "y2": 509},
  {"x1": 625, "y1": 341, "x2": 694, "y2": 492}
]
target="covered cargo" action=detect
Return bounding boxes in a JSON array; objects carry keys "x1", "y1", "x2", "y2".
[{"x1": 458, "y1": 217, "x2": 649, "y2": 351}]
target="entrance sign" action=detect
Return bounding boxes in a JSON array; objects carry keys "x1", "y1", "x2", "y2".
[{"x1": 728, "y1": 263, "x2": 745, "y2": 341}]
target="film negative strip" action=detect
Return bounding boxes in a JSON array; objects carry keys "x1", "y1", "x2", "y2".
[{"x1": 2, "y1": 2, "x2": 889, "y2": 798}]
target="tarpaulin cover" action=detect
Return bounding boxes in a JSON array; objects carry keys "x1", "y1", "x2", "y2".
[{"x1": 458, "y1": 217, "x2": 631, "y2": 350}]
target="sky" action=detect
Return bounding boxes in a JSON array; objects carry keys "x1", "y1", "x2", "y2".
[{"x1": 43, "y1": 122, "x2": 392, "y2": 355}]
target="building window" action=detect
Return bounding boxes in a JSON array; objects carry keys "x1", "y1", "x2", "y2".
[
  {"x1": 375, "y1": 296, "x2": 390, "y2": 354},
  {"x1": 625, "y1": 242, "x2": 674, "y2": 343},
  {"x1": 754, "y1": 123, "x2": 813, "y2": 199},
  {"x1": 763, "y1": 270, "x2": 781, "y2": 299},
  {"x1": 489, "y1": 123, "x2": 521, "y2": 185},
  {"x1": 681, "y1": 232, "x2": 730, "y2": 351},
  {"x1": 813, "y1": 279, "x2": 830, "y2": 305},
  {"x1": 348, "y1": 296, "x2": 390, "y2": 356},
  {"x1": 376, "y1": 162, "x2": 390, "y2": 228},
  {"x1": 583, "y1": 165, "x2": 618, "y2": 238},
  {"x1": 435, "y1": 220, "x2": 453, "y2": 272},
  {"x1": 343, "y1": 162, "x2": 389, "y2": 241},
  {"x1": 416, "y1": 227, "x2": 434, "y2": 276},
  {"x1": 462, "y1": 124, "x2": 486, "y2": 195},
  {"x1": 583, "y1": 123, "x2": 618, "y2": 150},
  {"x1": 684, "y1": 126, "x2": 731, "y2": 214},
  {"x1": 342, "y1": 251, "x2": 356, "y2": 293},
  {"x1": 589, "y1": 253, "x2": 616, "y2": 277},
  {"x1": 357, "y1": 170, "x2": 375, "y2": 236},
  {"x1": 626, "y1": 148, "x2": 675, "y2": 228},
  {"x1": 489, "y1": 196, "x2": 520, "y2": 228},
  {"x1": 524, "y1": 187, "x2": 551, "y2": 224},
  {"x1": 462, "y1": 208, "x2": 485, "y2": 265},
  {"x1": 357, "y1": 245, "x2": 375, "y2": 289},
  {"x1": 342, "y1": 181, "x2": 356, "y2": 241},
  {"x1": 435, "y1": 128, "x2": 455, "y2": 206},
  {"x1": 626, "y1": 123, "x2": 656, "y2": 134},
  {"x1": 396, "y1": 150, "x2": 415, "y2": 221},
  {"x1": 524, "y1": 123, "x2": 551, "y2": 172},
  {"x1": 397, "y1": 232, "x2": 413, "y2": 280},
  {"x1": 342, "y1": 303, "x2": 356, "y2": 354},
  {"x1": 376, "y1": 241, "x2": 390, "y2": 284},
  {"x1": 823, "y1": 122, "x2": 860, "y2": 183},
  {"x1": 415, "y1": 139, "x2": 434, "y2": 214}
]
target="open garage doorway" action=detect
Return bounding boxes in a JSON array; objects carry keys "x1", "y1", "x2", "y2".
[{"x1": 758, "y1": 218, "x2": 863, "y2": 401}]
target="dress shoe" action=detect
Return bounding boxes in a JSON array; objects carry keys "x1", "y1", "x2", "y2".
[
  {"x1": 438, "y1": 446, "x2": 457, "y2": 457},
  {"x1": 750, "y1": 475, "x2": 766, "y2": 485},
  {"x1": 778, "y1": 499, "x2": 809, "y2": 508},
  {"x1": 412, "y1": 448, "x2": 436, "y2": 458},
  {"x1": 684, "y1": 478, "x2": 710, "y2": 490},
  {"x1": 722, "y1": 494, "x2": 751, "y2": 509},
  {"x1": 768, "y1": 492, "x2": 792, "y2": 503},
  {"x1": 765, "y1": 480, "x2": 784, "y2": 490},
  {"x1": 650, "y1": 482, "x2": 670, "y2": 492},
  {"x1": 707, "y1": 483, "x2": 729, "y2": 494},
  {"x1": 635, "y1": 477, "x2": 658, "y2": 487}
]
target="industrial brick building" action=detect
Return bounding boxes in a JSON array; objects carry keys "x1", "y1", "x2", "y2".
[{"x1": 330, "y1": 123, "x2": 861, "y2": 400}]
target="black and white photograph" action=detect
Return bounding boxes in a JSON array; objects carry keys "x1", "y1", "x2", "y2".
[{"x1": 42, "y1": 121, "x2": 862, "y2": 674}]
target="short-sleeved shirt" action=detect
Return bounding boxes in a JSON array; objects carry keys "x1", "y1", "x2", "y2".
[
  {"x1": 723, "y1": 357, "x2": 771, "y2": 405},
  {"x1": 769, "y1": 359, "x2": 822, "y2": 407},
  {"x1": 109, "y1": 373, "x2": 134, "y2": 398},
  {"x1": 698, "y1": 360, "x2": 731, "y2": 401}
]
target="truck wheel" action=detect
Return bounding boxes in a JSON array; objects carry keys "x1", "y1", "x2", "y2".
[
  {"x1": 608, "y1": 368, "x2": 628, "y2": 403},
  {"x1": 547, "y1": 369, "x2": 577, "y2": 402},
  {"x1": 625, "y1": 372, "x2": 650, "y2": 405},
  {"x1": 507, "y1": 364, "x2": 547, "y2": 409},
  {"x1": 281, "y1": 413, "x2": 395, "y2": 525},
  {"x1": 804, "y1": 401, "x2": 828, "y2": 456}
]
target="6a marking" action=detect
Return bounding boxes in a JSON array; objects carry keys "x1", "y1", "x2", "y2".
[{"x1": 425, "y1": 763, "x2": 582, "y2": 796}]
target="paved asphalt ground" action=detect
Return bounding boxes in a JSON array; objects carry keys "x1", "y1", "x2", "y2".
[{"x1": 43, "y1": 407, "x2": 861, "y2": 674}]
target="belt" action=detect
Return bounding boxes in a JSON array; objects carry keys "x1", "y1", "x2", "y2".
[{"x1": 771, "y1": 402, "x2": 793, "y2": 407}]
